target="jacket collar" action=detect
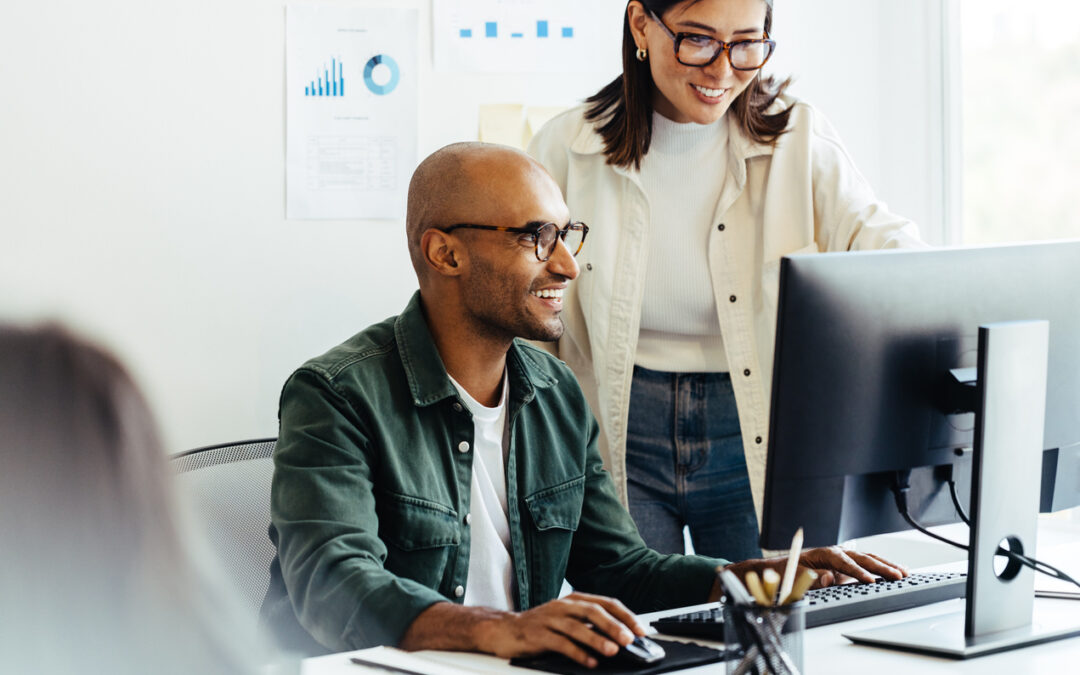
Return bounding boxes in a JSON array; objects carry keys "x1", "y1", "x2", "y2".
[{"x1": 394, "y1": 291, "x2": 557, "y2": 409}]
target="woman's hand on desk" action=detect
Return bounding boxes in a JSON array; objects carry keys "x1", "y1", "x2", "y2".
[{"x1": 713, "y1": 547, "x2": 910, "y2": 600}]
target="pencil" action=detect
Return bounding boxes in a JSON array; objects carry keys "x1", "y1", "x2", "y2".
[
  {"x1": 777, "y1": 527, "x2": 804, "y2": 607},
  {"x1": 762, "y1": 568, "x2": 781, "y2": 605},
  {"x1": 783, "y1": 568, "x2": 818, "y2": 604},
  {"x1": 744, "y1": 570, "x2": 772, "y2": 605}
]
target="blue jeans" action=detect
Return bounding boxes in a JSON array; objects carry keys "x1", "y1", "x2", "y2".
[{"x1": 626, "y1": 366, "x2": 762, "y2": 561}]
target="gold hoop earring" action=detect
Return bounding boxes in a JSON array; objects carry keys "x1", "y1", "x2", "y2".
[{"x1": 636, "y1": 47, "x2": 647, "y2": 62}]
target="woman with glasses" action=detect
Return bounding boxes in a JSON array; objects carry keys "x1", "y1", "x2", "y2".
[{"x1": 528, "y1": 0, "x2": 924, "y2": 561}]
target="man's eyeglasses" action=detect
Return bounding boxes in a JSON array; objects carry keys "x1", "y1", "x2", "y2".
[
  {"x1": 649, "y1": 10, "x2": 775, "y2": 70},
  {"x1": 438, "y1": 221, "x2": 589, "y2": 262}
]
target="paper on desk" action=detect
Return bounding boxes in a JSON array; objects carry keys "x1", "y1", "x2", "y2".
[
  {"x1": 346, "y1": 646, "x2": 480, "y2": 675},
  {"x1": 1035, "y1": 576, "x2": 1080, "y2": 598},
  {"x1": 1034, "y1": 535, "x2": 1080, "y2": 598}
]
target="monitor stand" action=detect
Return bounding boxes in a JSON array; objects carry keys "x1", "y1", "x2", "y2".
[{"x1": 844, "y1": 320, "x2": 1080, "y2": 658}]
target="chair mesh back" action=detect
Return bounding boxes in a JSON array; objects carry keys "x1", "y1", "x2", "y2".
[{"x1": 170, "y1": 439, "x2": 277, "y2": 629}]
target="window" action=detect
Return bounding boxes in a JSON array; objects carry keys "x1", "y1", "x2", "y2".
[{"x1": 959, "y1": 0, "x2": 1080, "y2": 244}]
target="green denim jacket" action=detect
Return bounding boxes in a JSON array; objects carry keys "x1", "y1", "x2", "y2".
[{"x1": 259, "y1": 293, "x2": 725, "y2": 655}]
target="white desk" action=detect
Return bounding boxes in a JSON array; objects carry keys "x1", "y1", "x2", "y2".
[
  {"x1": 303, "y1": 596, "x2": 1080, "y2": 675},
  {"x1": 303, "y1": 524, "x2": 1080, "y2": 674}
]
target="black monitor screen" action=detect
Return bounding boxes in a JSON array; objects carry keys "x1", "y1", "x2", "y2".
[{"x1": 760, "y1": 241, "x2": 1080, "y2": 549}]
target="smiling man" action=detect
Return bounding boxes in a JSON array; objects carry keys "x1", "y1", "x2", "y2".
[{"x1": 259, "y1": 143, "x2": 907, "y2": 667}]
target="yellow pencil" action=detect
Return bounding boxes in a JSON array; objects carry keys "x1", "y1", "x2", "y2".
[
  {"x1": 762, "y1": 567, "x2": 781, "y2": 605},
  {"x1": 744, "y1": 570, "x2": 772, "y2": 606},
  {"x1": 782, "y1": 568, "x2": 819, "y2": 604}
]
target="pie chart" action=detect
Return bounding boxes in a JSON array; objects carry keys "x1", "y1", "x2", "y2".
[{"x1": 363, "y1": 54, "x2": 400, "y2": 95}]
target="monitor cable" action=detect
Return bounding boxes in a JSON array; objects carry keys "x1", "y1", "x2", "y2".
[{"x1": 891, "y1": 470, "x2": 1080, "y2": 592}]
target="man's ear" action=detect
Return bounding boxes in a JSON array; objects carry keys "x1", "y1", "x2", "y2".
[{"x1": 421, "y1": 229, "x2": 465, "y2": 277}]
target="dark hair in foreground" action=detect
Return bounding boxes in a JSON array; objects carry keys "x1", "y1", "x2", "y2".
[
  {"x1": 586, "y1": 0, "x2": 792, "y2": 169},
  {"x1": 0, "y1": 324, "x2": 254, "y2": 674}
]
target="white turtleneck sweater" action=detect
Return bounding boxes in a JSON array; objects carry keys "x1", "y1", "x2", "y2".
[{"x1": 635, "y1": 111, "x2": 730, "y2": 373}]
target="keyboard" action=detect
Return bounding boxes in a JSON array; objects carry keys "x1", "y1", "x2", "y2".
[{"x1": 650, "y1": 572, "x2": 966, "y2": 639}]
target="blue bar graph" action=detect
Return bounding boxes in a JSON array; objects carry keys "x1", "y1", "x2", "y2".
[
  {"x1": 455, "y1": 19, "x2": 574, "y2": 41},
  {"x1": 305, "y1": 58, "x2": 344, "y2": 97}
]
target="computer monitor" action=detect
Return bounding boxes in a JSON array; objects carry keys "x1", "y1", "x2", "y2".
[
  {"x1": 760, "y1": 241, "x2": 1080, "y2": 657},
  {"x1": 761, "y1": 242, "x2": 1080, "y2": 549}
]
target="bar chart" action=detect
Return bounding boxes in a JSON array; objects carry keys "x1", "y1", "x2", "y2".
[
  {"x1": 457, "y1": 19, "x2": 575, "y2": 40},
  {"x1": 304, "y1": 58, "x2": 344, "y2": 97},
  {"x1": 432, "y1": 0, "x2": 623, "y2": 73}
]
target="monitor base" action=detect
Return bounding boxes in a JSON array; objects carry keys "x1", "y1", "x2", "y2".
[{"x1": 843, "y1": 606, "x2": 1080, "y2": 659}]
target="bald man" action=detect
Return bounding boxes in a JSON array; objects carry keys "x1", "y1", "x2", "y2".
[{"x1": 259, "y1": 143, "x2": 907, "y2": 666}]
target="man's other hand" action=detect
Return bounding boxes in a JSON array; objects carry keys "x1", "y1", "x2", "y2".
[{"x1": 712, "y1": 547, "x2": 910, "y2": 601}]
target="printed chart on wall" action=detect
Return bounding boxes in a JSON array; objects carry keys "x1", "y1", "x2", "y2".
[
  {"x1": 286, "y1": 5, "x2": 417, "y2": 220},
  {"x1": 432, "y1": 0, "x2": 624, "y2": 73}
]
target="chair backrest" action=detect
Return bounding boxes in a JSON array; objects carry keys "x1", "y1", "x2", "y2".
[{"x1": 170, "y1": 438, "x2": 277, "y2": 632}]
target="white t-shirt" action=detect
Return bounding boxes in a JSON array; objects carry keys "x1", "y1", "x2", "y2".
[{"x1": 448, "y1": 372, "x2": 515, "y2": 611}]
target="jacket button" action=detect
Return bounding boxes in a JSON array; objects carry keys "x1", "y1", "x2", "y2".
[
  {"x1": 586, "y1": 263, "x2": 593, "y2": 271},
  {"x1": 454, "y1": 585, "x2": 465, "y2": 598},
  {"x1": 465, "y1": 513, "x2": 472, "y2": 525},
  {"x1": 743, "y1": 368, "x2": 751, "y2": 377},
  {"x1": 717, "y1": 223, "x2": 726, "y2": 231},
  {"x1": 729, "y1": 295, "x2": 737, "y2": 303},
  {"x1": 452, "y1": 402, "x2": 463, "y2": 412},
  {"x1": 457, "y1": 441, "x2": 470, "y2": 453},
  {"x1": 755, "y1": 436, "x2": 763, "y2": 444}
]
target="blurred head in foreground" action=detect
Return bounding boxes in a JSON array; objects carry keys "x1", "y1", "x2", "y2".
[{"x1": 0, "y1": 324, "x2": 255, "y2": 674}]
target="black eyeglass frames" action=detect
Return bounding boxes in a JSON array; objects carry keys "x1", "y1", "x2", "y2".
[
  {"x1": 438, "y1": 222, "x2": 589, "y2": 262},
  {"x1": 648, "y1": 9, "x2": 775, "y2": 70}
]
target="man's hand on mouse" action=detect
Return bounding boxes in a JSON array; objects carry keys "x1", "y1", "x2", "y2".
[{"x1": 475, "y1": 591, "x2": 645, "y2": 668}]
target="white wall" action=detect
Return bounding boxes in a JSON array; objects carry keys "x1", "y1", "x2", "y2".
[{"x1": 0, "y1": 0, "x2": 946, "y2": 452}]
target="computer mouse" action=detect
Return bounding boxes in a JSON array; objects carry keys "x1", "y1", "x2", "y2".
[{"x1": 611, "y1": 635, "x2": 666, "y2": 665}]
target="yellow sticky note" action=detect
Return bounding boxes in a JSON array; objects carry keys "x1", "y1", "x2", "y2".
[
  {"x1": 478, "y1": 104, "x2": 526, "y2": 148},
  {"x1": 525, "y1": 105, "x2": 569, "y2": 142}
]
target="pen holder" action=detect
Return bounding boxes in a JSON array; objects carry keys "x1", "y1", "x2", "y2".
[{"x1": 723, "y1": 600, "x2": 805, "y2": 675}]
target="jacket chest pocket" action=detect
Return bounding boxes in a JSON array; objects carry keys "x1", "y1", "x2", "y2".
[
  {"x1": 379, "y1": 494, "x2": 460, "y2": 591},
  {"x1": 523, "y1": 476, "x2": 585, "y2": 604}
]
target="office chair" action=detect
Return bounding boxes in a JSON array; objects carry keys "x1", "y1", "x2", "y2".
[{"x1": 170, "y1": 438, "x2": 277, "y2": 632}]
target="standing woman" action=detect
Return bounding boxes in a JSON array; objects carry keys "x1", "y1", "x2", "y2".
[{"x1": 529, "y1": 0, "x2": 923, "y2": 560}]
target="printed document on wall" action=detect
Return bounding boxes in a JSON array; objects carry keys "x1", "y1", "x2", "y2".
[
  {"x1": 287, "y1": 5, "x2": 417, "y2": 219},
  {"x1": 433, "y1": 0, "x2": 624, "y2": 73}
]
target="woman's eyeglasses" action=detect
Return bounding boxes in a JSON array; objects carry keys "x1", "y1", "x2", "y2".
[{"x1": 649, "y1": 10, "x2": 776, "y2": 70}]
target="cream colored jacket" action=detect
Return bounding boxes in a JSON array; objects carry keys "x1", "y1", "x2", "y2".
[{"x1": 528, "y1": 96, "x2": 924, "y2": 520}]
